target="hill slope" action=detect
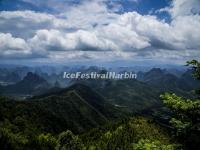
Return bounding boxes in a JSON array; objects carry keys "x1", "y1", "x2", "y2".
[
  {"x1": 0, "y1": 72, "x2": 50, "y2": 96},
  {"x1": 0, "y1": 84, "x2": 123, "y2": 136},
  {"x1": 73, "y1": 79, "x2": 161, "y2": 113},
  {"x1": 80, "y1": 117, "x2": 180, "y2": 150}
]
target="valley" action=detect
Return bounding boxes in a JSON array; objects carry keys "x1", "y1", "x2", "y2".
[{"x1": 0, "y1": 64, "x2": 199, "y2": 150}]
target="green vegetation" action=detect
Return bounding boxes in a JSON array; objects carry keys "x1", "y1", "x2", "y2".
[
  {"x1": 161, "y1": 93, "x2": 200, "y2": 135},
  {"x1": 161, "y1": 60, "x2": 200, "y2": 150},
  {"x1": 186, "y1": 60, "x2": 200, "y2": 95},
  {"x1": 56, "y1": 130, "x2": 82, "y2": 150},
  {"x1": 77, "y1": 79, "x2": 162, "y2": 114},
  {"x1": 187, "y1": 60, "x2": 200, "y2": 80},
  {"x1": 0, "y1": 60, "x2": 199, "y2": 149},
  {"x1": 0, "y1": 117, "x2": 181, "y2": 150},
  {"x1": 80, "y1": 117, "x2": 180, "y2": 150},
  {"x1": 0, "y1": 92, "x2": 180, "y2": 150}
]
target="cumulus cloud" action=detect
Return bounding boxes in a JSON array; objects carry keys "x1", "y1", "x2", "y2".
[
  {"x1": 0, "y1": 33, "x2": 31, "y2": 58},
  {"x1": 0, "y1": 33, "x2": 28, "y2": 50},
  {"x1": 0, "y1": 10, "x2": 69, "y2": 38},
  {"x1": 0, "y1": 0, "x2": 200, "y2": 62},
  {"x1": 168, "y1": 0, "x2": 200, "y2": 18},
  {"x1": 119, "y1": 11, "x2": 200, "y2": 51},
  {"x1": 60, "y1": 0, "x2": 114, "y2": 28},
  {"x1": 28, "y1": 29, "x2": 118, "y2": 51}
]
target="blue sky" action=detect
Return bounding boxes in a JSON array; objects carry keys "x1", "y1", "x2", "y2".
[
  {"x1": 0, "y1": 0, "x2": 170, "y2": 18},
  {"x1": 0, "y1": 0, "x2": 200, "y2": 65}
]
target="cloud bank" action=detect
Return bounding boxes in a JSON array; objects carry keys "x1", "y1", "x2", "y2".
[{"x1": 0, "y1": 0, "x2": 199, "y2": 63}]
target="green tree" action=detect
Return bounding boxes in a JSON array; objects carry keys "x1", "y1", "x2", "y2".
[
  {"x1": 160, "y1": 60, "x2": 200, "y2": 149},
  {"x1": 0, "y1": 126, "x2": 29, "y2": 150},
  {"x1": 186, "y1": 60, "x2": 200, "y2": 80},
  {"x1": 37, "y1": 133, "x2": 57, "y2": 150},
  {"x1": 56, "y1": 130, "x2": 83, "y2": 150},
  {"x1": 160, "y1": 93, "x2": 200, "y2": 135},
  {"x1": 133, "y1": 139, "x2": 177, "y2": 150},
  {"x1": 186, "y1": 60, "x2": 200, "y2": 95}
]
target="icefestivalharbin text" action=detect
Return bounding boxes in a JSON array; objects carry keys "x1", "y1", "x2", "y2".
[{"x1": 63, "y1": 72, "x2": 137, "y2": 79}]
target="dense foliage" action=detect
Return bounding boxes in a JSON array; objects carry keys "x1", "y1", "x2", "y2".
[
  {"x1": 161, "y1": 60, "x2": 200, "y2": 150},
  {"x1": 0, "y1": 115, "x2": 180, "y2": 150},
  {"x1": 187, "y1": 60, "x2": 200, "y2": 80},
  {"x1": 80, "y1": 117, "x2": 180, "y2": 150},
  {"x1": 0, "y1": 60, "x2": 199, "y2": 150}
]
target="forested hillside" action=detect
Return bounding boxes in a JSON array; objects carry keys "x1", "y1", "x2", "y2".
[{"x1": 0, "y1": 60, "x2": 199, "y2": 150}]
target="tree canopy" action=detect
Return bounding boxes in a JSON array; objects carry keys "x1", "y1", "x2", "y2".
[{"x1": 161, "y1": 60, "x2": 200, "y2": 150}]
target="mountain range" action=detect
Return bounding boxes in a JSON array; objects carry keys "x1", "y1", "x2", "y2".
[
  {"x1": 0, "y1": 83, "x2": 124, "y2": 135},
  {"x1": 0, "y1": 72, "x2": 50, "y2": 96},
  {"x1": 0, "y1": 65, "x2": 199, "y2": 150}
]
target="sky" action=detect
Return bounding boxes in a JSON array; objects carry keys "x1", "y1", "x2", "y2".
[{"x1": 0, "y1": 0, "x2": 200, "y2": 65}]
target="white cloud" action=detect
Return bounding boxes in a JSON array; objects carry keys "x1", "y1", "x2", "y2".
[
  {"x1": 28, "y1": 29, "x2": 118, "y2": 51},
  {"x1": 0, "y1": 0, "x2": 200, "y2": 62},
  {"x1": 0, "y1": 33, "x2": 28, "y2": 51},
  {"x1": 0, "y1": 33, "x2": 31, "y2": 58},
  {"x1": 59, "y1": 0, "x2": 119, "y2": 29},
  {"x1": 0, "y1": 10, "x2": 69, "y2": 38},
  {"x1": 169, "y1": 0, "x2": 200, "y2": 18},
  {"x1": 171, "y1": 15, "x2": 200, "y2": 49}
]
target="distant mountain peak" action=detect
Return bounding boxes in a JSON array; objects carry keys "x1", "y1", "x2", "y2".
[
  {"x1": 24, "y1": 72, "x2": 45, "y2": 82},
  {"x1": 54, "y1": 80, "x2": 60, "y2": 87},
  {"x1": 148, "y1": 68, "x2": 165, "y2": 74},
  {"x1": 1, "y1": 72, "x2": 50, "y2": 95}
]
